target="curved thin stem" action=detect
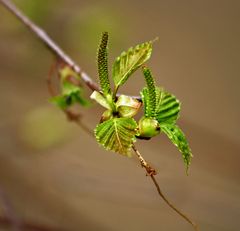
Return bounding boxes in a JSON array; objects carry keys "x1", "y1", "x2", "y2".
[
  {"x1": 132, "y1": 145, "x2": 199, "y2": 231},
  {"x1": 0, "y1": 0, "x2": 141, "y2": 101},
  {"x1": 47, "y1": 59, "x2": 59, "y2": 96},
  {"x1": 0, "y1": 216, "x2": 63, "y2": 231},
  {"x1": 0, "y1": 187, "x2": 22, "y2": 231},
  {"x1": 150, "y1": 175, "x2": 199, "y2": 231},
  {"x1": 64, "y1": 109, "x2": 93, "y2": 137}
]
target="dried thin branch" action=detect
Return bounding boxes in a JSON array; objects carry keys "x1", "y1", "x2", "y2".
[
  {"x1": 0, "y1": 216, "x2": 63, "y2": 231},
  {"x1": 0, "y1": 0, "x2": 141, "y2": 101},
  {"x1": 132, "y1": 145, "x2": 199, "y2": 231},
  {"x1": 0, "y1": 187, "x2": 64, "y2": 231},
  {"x1": 0, "y1": 186, "x2": 22, "y2": 231}
]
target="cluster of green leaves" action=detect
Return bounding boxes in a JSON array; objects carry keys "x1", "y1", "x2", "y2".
[
  {"x1": 91, "y1": 32, "x2": 193, "y2": 173},
  {"x1": 50, "y1": 66, "x2": 90, "y2": 109}
]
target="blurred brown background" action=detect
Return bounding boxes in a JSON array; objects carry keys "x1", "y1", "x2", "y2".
[{"x1": 0, "y1": 0, "x2": 240, "y2": 230}]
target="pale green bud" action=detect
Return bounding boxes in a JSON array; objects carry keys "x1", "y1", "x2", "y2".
[
  {"x1": 138, "y1": 117, "x2": 160, "y2": 138},
  {"x1": 116, "y1": 95, "x2": 141, "y2": 118},
  {"x1": 101, "y1": 109, "x2": 113, "y2": 122}
]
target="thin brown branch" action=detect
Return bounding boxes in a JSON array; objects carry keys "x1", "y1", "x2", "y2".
[
  {"x1": 0, "y1": 216, "x2": 64, "y2": 231},
  {"x1": 132, "y1": 145, "x2": 199, "y2": 231},
  {"x1": 0, "y1": 0, "x2": 141, "y2": 101},
  {"x1": 46, "y1": 59, "x2": 59, "y2": 97},
  {"x1": 0, "y1": 0, "x2": 99, "y2": 92},
  {"x1": 0, "y1": 187, "x2": 22, "y2": 231},
  {"x1": 0, "y1": 187, "x2": 64, "y2": 231},
  {"x1": 64, "y1": 109, "x2": 93, "y2": 137}
]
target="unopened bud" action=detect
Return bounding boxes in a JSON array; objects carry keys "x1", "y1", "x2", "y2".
[
  {"x1": 116, "y1": 95, "x2": 141, "y2": 118},
  {"x1": 138, "y1": 117, "x2": 160, "y2": 138}
]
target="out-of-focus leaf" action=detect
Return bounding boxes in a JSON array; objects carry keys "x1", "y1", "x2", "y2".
[
  {"x1": 95, "y1": 118, "x2": 137, "y2": 156},
  {"x1": 16, "y1": 0, "x2": 58, "y2": 24},
  {"x1": 20, "y1": 106, "x2": 70, "y2": 150},
  {"x1": 50, "y1": 66, "x2": 90, "y2": 109},
  {"x1": 68, "y1": 6, "x2": 124, "y2": 57},
  {"x1": 50, "y1": 90, "x2": 90, "y2": 110}
]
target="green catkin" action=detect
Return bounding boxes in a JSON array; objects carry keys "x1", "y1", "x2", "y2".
[
  {"x1": 142, "y1": 67, "x2": 156, "y2": 117},
  {"x1": 97, "y1": 32, "x2": 111, "y2": 96}
]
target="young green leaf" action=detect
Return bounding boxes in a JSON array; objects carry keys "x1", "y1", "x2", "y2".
[
  {"x1": 160, "y1": 123, "x2": 192, "y2": 173},
  {"x1": 50, "y1": 66, "x2": 90, "y2": 109},
  {"x1": 50, "y1": 95, "x2": 70, "y2": 109},
  {"x1": 61, "y1": 80, "x2": 81, "y2": 96},
  {"x1": 98, "y1": 32, "x2": 111, "y2": 96},
  {"x1": 95, "y1": 118, "x2": 137, "y2": 156},
  {"x1": 50, "y1": 89, "x2": 90, "y2": 109},
  {"x1": 155, "y1": 88, "x2": 180, "y2": 124},
  {"x1": 112, "y1": 41, "x2": 152, "y2": 90}
]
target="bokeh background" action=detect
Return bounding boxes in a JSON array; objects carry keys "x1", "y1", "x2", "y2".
[{"x1": 0, "y1": 0, "x2": 240, "y2": 230}]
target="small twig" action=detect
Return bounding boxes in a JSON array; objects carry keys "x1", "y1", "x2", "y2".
[
  {"x1": 132, "y1": 145, "x2": 199, "y2": 231},
  {"x1": 0, "y1": 187, "x2": 22, "y2": 231},
  {"x1": 132, "y1": 145, "x2": 157, "y2": 176},
  {"x1": 0, "y1": 216, "x2": 63, "y2": 231},
  {"x1": 64, "y1": 109, "x2": 93, "y2": 137},
  {"x1": 0, "y1": 0, "x2": 141, "y2": 101},
  {"x1": 46, "y1": 59, "x2": 59, "y2": 96}
]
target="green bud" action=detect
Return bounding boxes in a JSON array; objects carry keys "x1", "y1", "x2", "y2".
[
  {"x1": 100, "y1": 109, "x2": 113, "y2": 122},
  {"x1": 116, "y1": 95, "x2": 141, "y2": 118},
  {"x1": 138, "y1": 117, "x2": 160, "y2": 138}
]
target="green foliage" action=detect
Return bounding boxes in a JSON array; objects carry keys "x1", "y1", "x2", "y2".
[
  {"x1": 139, "y1": 66, "x2": 192, "y2": 172},
  {"x1": 141, "y1": 67, "x2": 180, "y2": 122},
  {"x1": 92, "y1": 33, "x2": 193, "y2": 173},
  {"x1": 95, "y1": 118, "x2": 137, "y2": 156},
  {"x1": 50, "y1": 66, "x2": 90, "y2": 109},
  {"x1": 112, "y1": 42, "x2": 152, "y2": 91},
  {"x1": 97, "y1": 32, "x2": 111, "y2": 96},
  {"x1": 92, "y1": 35, "x2": 153, "y2": 156},
  {"x1": 155, "y1": 89, "x2": 180, "y2": 124},
  {"x1": 20, "y1": 106, "x2": 70, "y2": 150},
  {"x1": 160, "y1": 124, "x2": 193, "y2": 174}
]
